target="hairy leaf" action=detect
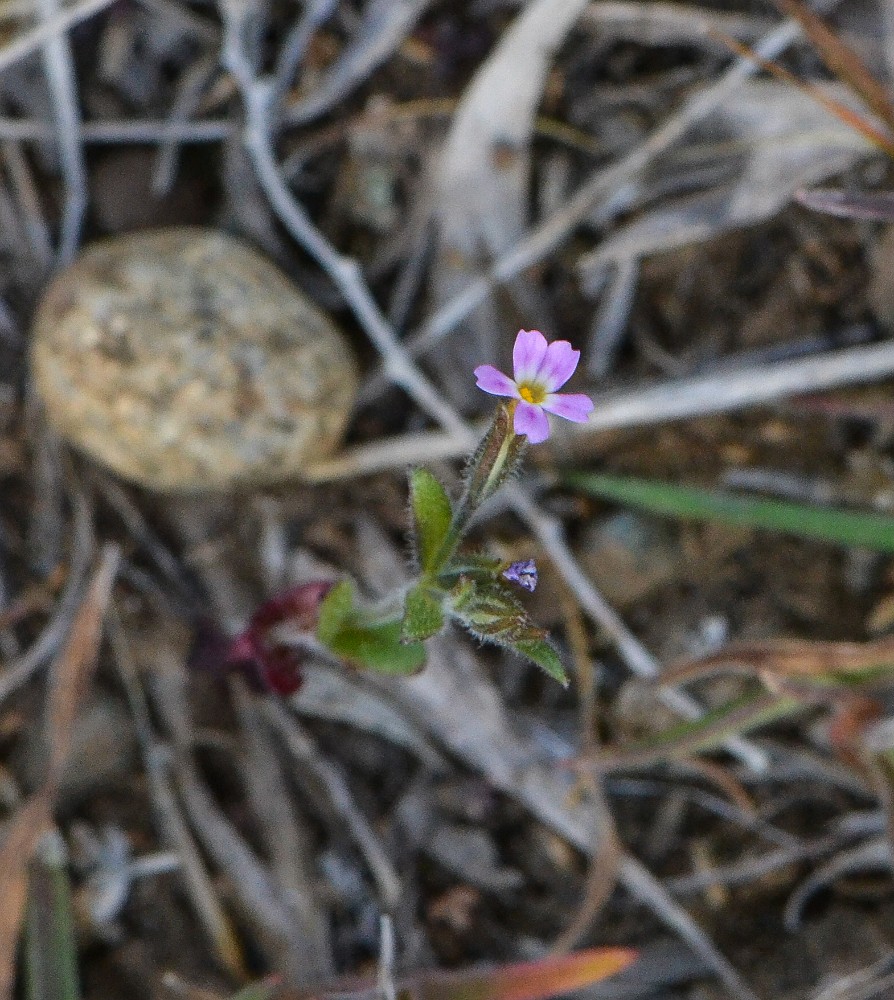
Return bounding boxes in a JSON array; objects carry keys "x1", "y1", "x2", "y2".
[
  {"x1": 410, "y1": 468, "x2": 454, "y2": 572},
  {"x1": 325, "y1": 619, "x2": 426, "y2": 674},
  {"x1": 513, "y1": 638, "x2": 567, "y2": 686},
  {"x1": 450, "y1": 582, "x2": 567, "y2": 683},
  {"x1": 450, "y1": 580, "x2": 528, "y2": 636},
  {"x1": 316, "y1": 580, "x2": 355, "y2": 646},
  {"x1": 441, "y1": 551, "x2": 503, "y2": 583},
  {"x1": 402, "y1": 585, "x2": 446, "y2": 642},
  {"x1": 318, "y1": 580, "x2": 426, "y2": 673}
]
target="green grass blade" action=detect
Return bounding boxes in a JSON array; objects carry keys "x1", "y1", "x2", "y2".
[
  {"x1": 25, "y1": 832, "x2": 80, "y2": 1000},
  {"x1": 229, "y1": 981, "x2": 278, "y2": 1000},
  {"x1": 592, "y1": 692, "x2": 803, "y2": 772},
  {"x1": 567, "y1": 472, "x2": 894, "y2": 552}
]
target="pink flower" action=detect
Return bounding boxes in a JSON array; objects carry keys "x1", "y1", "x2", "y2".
[{"x1": 474, "y1": 329, "x2": 594, "y2": 444}]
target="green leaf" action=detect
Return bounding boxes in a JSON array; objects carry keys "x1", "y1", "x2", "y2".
[
  {"x1": 567, "y1": 472, "x2": 894, "y2": 552},
  {"x1": 450, "y1": 580, "x2": 526, "y2": 635},
  {"x1": 327, "y1": 620, "x2": 426, "y2": 674},
  {"x1": 440, "y1": 551, "x2": 503, "y2": 584},
  {"x1": 316, "y1": 580, "x2": 354, "y2": 646},
  {"x1": 461, "y1": 404, "x2": 526, "y2": 511},
  {"x1": 318, "y1": 580, "x2": 426, "y2": 673},
  {"x1": 513, "y1": 638, "x2": 568, "y2": 686},
  {"x1": 410, "y1": 468, "x2": 454, "y2": 571},
  {"x1": 450, "y1": 582, "x2": 568, "y2": 685},
  {"x1": 402, "y1": 585, "x2": 446, "y2": 641}
]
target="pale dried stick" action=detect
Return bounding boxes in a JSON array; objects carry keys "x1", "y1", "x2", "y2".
[
  {"x1": 152, "y1": 54, "x2": 220, "y2": 195},
  {"x1": 0, "y1": 118, "x2": 229, "y2": 142},
  {"x1": 261, "y1": 699, "x2": 403, "y2": 911},
  {"x1": 549, "y1": 580, "x2": 621, "y2": 954},
  {"x1": 0, "y1": 0, "x2": 114, "y2": 75},
  {"x1": 107, "y1": 607, "x2": 246, "y2": 979},
  {"x1": 620, "y1": 854, "x2": 760, "y2": 1000},
  {"x1": 174, "y1": 758, "x2": 317, "y2": 978},
  {"x1": 268, "y1": 0, "x2": 337, "y2": 122},
  {"x1": 219, "y1": 0, "x2": 469, "y2": 440},
  {"x1": 1, "y1": 142, "x2": 52, "y2": 266},
  {"x1": 311, "y1": 340, "x2": 894, "y2": 481},
  {"x1": 35, "y1": 0, "x2": 87, "y2": 262},
  {"x1": 305, "y1": 425, "x2": 476, "y2": 482},
  {"x1": 229, "y1": 678, "x2": 335, "y2": 981},
  {"x1": 666, "y1": 830, "x2": 845, "y2": 896},
  {"x1": 581, "y1": 1, "x2": 774, "y2": 47},
  {"x1": 0, "y1": 487, "x2": 93, "y2": 711},
  {"x1": 358, "y1": 13, "x2": 835, "y2": 403}
]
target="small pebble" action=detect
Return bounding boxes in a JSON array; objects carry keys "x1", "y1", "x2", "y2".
[{"x1": 31, "y1": 228, "x2": 358, "y2": 491}]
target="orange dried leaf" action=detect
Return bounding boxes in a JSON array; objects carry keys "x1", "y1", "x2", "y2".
[
  {"x1": 46, "y1": 544, "x2": 121, "y2": 783},
  {"x1": 0, "y1": 544, "x2": 119, "y2": 1000},
  {"x1": 267, "y1": 949, "x2": 637, "y2": 1000},
  {"x1": 418, "y1": 948, "x2": 637, "y2": 1000}
]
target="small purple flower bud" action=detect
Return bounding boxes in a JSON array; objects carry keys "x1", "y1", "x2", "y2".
[{"x1": 502, "y1": 559, "x2": 538, "y2": 592}]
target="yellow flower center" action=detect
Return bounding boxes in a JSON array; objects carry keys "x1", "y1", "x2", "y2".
[{"x1": 518, "y1": 383, "x2": 545, "y2": 405}]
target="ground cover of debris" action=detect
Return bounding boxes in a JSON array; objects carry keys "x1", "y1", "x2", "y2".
[{"x1": 5, "y1": 1, "x2": 894, "y2": 999}]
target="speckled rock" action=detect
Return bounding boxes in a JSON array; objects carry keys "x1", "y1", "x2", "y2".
[{"x1": 31, "y1": 228, "x2": 358, "y2": 491}]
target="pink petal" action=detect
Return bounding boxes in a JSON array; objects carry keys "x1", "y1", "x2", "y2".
[
  {"x1": 512, "y1": 329, "x2": 548, "y2": 384},
  {"x1": 474, "y1": 364, "x2": 520, "y2": 398},
  {"x1": 537, "y1": 340, "x2": 580, "y2": 392},
  {"x1": 513, "y1": 401, "x2": 550, "y2": 443},
  {"x1": 542, "y1": 392, "x2": 594, "y2": 423}
]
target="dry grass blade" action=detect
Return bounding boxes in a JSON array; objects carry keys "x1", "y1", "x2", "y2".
[
  {"x1": 414, "y1": 949, "x2": 637, "y2": 1000},
  {"x1": 0, "y1": 796, "x2": 53, "y2": 1000},
  {"x1": 795, "y1": 188, "x2": 894, "y2": 220},
  {"x1": 582, "y1": 2, "x2": 774, "y2": 48},
  {"x1": 261, "y1": 699, "x2": 403, "y2": 910},
  {"x1": 36, "y1": 0, "x2": 87, "y2": 263},
  {"x1": 0, "y1": 544, "x2": 119, "y2": 1000},
  {"x1": 713, "y1": 30, "x2": 894, "y2": 158},
  {"x1": 783, "y1": 837, "x2": 891, "y2": 931},
  {"x1": 230, "y1": 681, "x2": 334, "y2": 981},
  {"x1": 578, "y1": 81, "x2": 871, "y2": 278},
  {"x1": 44, "y1": 545, "x2": 120, "y2": 783},
  {"x1": 259, "y1": 947, "x2": 637, "y2": 1000},
  {"x1": 25, "y1": 831, "x2": 80, "y2": 1000},
  {"x1": 663, "y1": 636, "x2": 894, "y2": 690},
  {"x1": 108, "y1": 612, "x2": 247, "y2": 979},
  {"x1": 770, "y1": 0, "x2": 894, "y2": 135},
  {"x1": 174, "y1": 758, "x2": 317, "y2": 982},
  {"x1": 619, "y1": 856, "x2": 760, "y2": 1000},
  {"x1": 549, "y1": 584, "x2": 621, "y2": 953},
  {"x1": 588, "y1": 692, "x2": 796, "y2": 773},
  {"x1": 283, "y1": 0, "x2": 431, "y2": 126}
]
